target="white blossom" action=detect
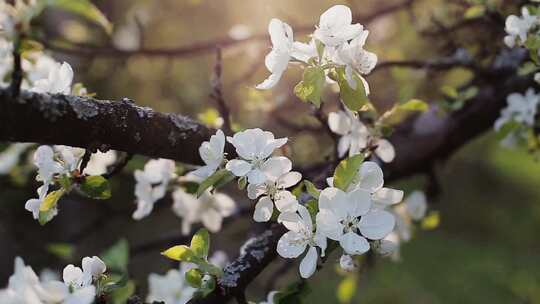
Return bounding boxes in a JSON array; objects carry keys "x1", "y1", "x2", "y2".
[
  {"x1": 256, "y1": 19, "x2": 317, "y2": 89},
  {"x1": 351, "y1": 161, "x2": 403, "y2": 208},
  {"x1": 31, "y1": 62, "x2": 74, "y2": 95},
  {"x1": 191, "y1": 129, "x2": 225, "y2": 179},
  {"x1": 504, "y1": 7, "x2": 539, "y2": 48},
  {"x1": 328, "y1": 110, "x2": 369, "y2": 158},
  {"x1": 83, "y1": 151, "x2": 117, "y2": 176},
  {"x1": 62, "y1": 256, "x2": 106, "y2": 290},
  {"x1": 146, "y1": 264, "x2": 196, "y2": 304},
  {"x1": 247, "y1": 157, "x2": 301, "y2": 222},
  {"x1": 132, "y1": 159, "x2": 176, "y2": 220},
  {"x1": 495, "y1": 88, "x2": 540, "y2": 131},
  {"x1": 172, "y1": 188, "x2": 236, "y2": 235},
  {"x1": 313, "y1": 5, "x2": 364, "y2": 47},
  {"x1": 316, "y1": 187, "x2": 395, "y2": 255},
  {"x1": 277, "y1": 205, "x2": 327, "y2": 278},
  {"x1": 225, "y1": 128, "x2": 288, "y2": 185},
  {"x1": 332, "y1": 31, "x2": 377, "y2": 91}
]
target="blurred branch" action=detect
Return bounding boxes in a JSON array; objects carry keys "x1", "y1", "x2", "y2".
[
  {"x1": 211, "y1": 47, "x2": 232, "y2": 134},
  {"x1": 37, "y1": 0, "x2": 416, "y2": 59},
  {"x1": 102, "y1": 152, "x2": 133, "y2": 179}
]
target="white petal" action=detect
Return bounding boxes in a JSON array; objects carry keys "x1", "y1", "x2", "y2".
[
  {"x1": 201, "y1": 208, "x2": 223, "y2": 233},
  {"x1": 345, "y1": 188, "x2": 372, "y2": 217},
  {"x1": 253, "y1": 196, "x2": 274, "y2": 222},
  {"x1": 82, "y1": 256, "x2": 106, "y2": 278},
  {"x1": 255, "y1": 72, "x2": 282, "y2": 90},
  {"x1": 299, "y1": 246, "x2": 318, "y2": 278},
  {"x1": 315, "y1": 209, "x2": 344, "y2": 241},
  {"x1": 359, "y1": 210, "x2": 395, "y2": 240},
  {"x1": 274, "y1": 190, "x2": 299, "y2": 213},
  {"x1": 328, "y1": 111, "x2": 352, "y2": 136},
  {"x1": 25, "y1": 199, "x2": 41, "y2": 219},
  {"x1": 65, "y1": 286, "x2": 96, "y2": 304},
  {"x1": 247, "y1": 168, "x2": 267, "y2": 185},
  {"x1": 375, "y1": 139, "x2": 395, "y2": 163},
  {"x1": 357, "y1": 161, "x2": 384, "y2": 193},
  {"x1": 260, "y1": 156, "x2": 292, "y2": 182},
  {"x1": 63, "y1": 265, "x2": 83, "y2": 286},
  {"x1": 372, "y1": 188, "x2": 404, "y2": 208},
  {"x1": 214, "y1": 193, "x2": 237, "y2": 217},
  {"x1": 405, "y1": 191, "x2": 428, "y2": 221},
  {"x1": 318, "y1": 187, "x2": 348, "y2": 219},
  {"x1": 319, "y1": 5, "x2": 353, "y2": 32},
  {"x1": 277, "y1": 171, "x2": 302, "y2": 189},
  {"x1": 225, "y1": 159, "x2": 252, "y2": 177},
  {"x1": 277, "y1": 231, "x2": 307, "y2": 258},
  {"x1": 277, "y1": 210, "x2": 303, "y2": 232},
  {"x1": 247, "y1": 183, "x2": 267, "y2": 200},
  {"x1": 339, "y1": 232, "x2": 370, "y2": 255}
]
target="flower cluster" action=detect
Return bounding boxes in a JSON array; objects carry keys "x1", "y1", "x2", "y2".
[
  {"x1": 503, "y1": 6, "x2": 539, "y2": 49},
  {"x1": 0, "y1": 256, "x2": 106, "y2": 304},
  {"x1": 328, "y1": 109, "x2": 395, "y2": 162},
  {"x1": 256, "y1": 5, "x2": 377, "y2": 94}
]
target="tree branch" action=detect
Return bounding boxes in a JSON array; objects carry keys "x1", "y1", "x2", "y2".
[{"x1": 0, "y1": 90, "x2": 235, "y2": 165}]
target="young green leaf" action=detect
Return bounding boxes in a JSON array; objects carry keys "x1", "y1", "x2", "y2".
[
  {"x1": 46, "y1": 243, "x2": 74, "y2": 261},
  {"x1": 196, "y1": 169, "x2": 233, "y2": 198},
  {"x1": 190, "y1": 228, "x2": 210, "y2": 259},
  {"x1": 304, "y1": 180, "x2": 320, "y2": 199},
  {"x1": 161, "y1": 245, "x2": 197, "y2": 263},
  {"x1": 46, "y1": 0, "x2": 113, "y2": 34},
  {"x1": 294, "y1": 66, "x2": 326, "y2": 107},
  {"x1": 397, "y1": 99, "x2": 428, "y2": 112},
  {"x1": 101, "y1": 239, "x2": 129, "y2": 272},
  {"x1": 185, "y1": 268, "x2": 203, "y2": 288},
  {"x1": 80, "y1": 175, "x2": 111, "y2": 199},
  {"x1": 337, "y1": 276, "x2": 357, "y2": 304},
  {"x1": 198, "y1": 260, "x2": 224, "y2": 277},
  {"x1": 40, "y1": 189, "x2": 66, "y2": 212},
  {"x1": 336, "y1": 67, "x2": 369, "y2": 111},
  {"x1": 333, "y1": 154, "x2": 364, "y2": 191}
]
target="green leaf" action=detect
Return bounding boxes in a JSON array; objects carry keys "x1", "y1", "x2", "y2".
[
  {"x1": 421, "y1": 211, "x2": 440, "y2": 230},
  {"x1": 110, "y1": 280, "x2": 135, "y2": 304},
  {"x1": 333, "y1": 154, "x2": 364, "y2": 191},
  {"x1": 198, "y1": 275, "x2": 216, "y2": 297},
  {"x1": 101, "y1": 239, "x2": 129, "y2": 272},
  {"x1": 496, "y1": 120, "x2": 521, "y2": 141},
  {"x1": 46, "y1": 0, "x2": 113, "y2": 34},
  {"x1": 294, "y1": 66, "x2": 326, "y2": 107},
  {"x1": 80, "y1": 175, "x2": 111, "y2": 199},
  {"x1": 304, "y1": 180, "x2": 320, "y2": 199},
  {"x1": 40, "y1": 189, "x2": 65, "y2": 212},
  {"x1": 38, "y1": 209, "x2": 57, "y2": 226},
  {"x1": 185, "y1": 268, "x2": 203, "y2": 288},
  {"x1": 441, "y1": 85, "x2": 459, "y2": 99},
  {"x1": 237, "y1": 176, "x2": 247, "y2": 190},
  {"x1": 518, "y1": 62, "x2": 539, "y2": 76},
  {"x1": 464, "y1": 5, "x2": 485, "y2": 19},
  {"x1": 305, "y1": 199, "x2": 319, "y2": 220},
  {"x1": 190, "y1": 228, "x2": 210, "y2": 259},
  {"x1": 198, "y1": 260, "x2": 224, "y2": 277},
  {"x1": 161, "y1": 245, "x2": 198, "y2": 263},
  {"x1": 337, "y1": 276, "x2": 357, "y2": 304},
  {"x1": 397, "y1": 99, "x2": 428, "y2": 112},
  {"x1": 336, "y1": 67, "x2": 369, "y2": 112},
  {"x1": 462, "y1": 86, "x2": 479, "y2": 100},
  {"x1": 46, "y1": 243, "x2": 74, "y2": 260},
  {"x1": 197, "y1": 169, "x2": 234, "y2": 197}
]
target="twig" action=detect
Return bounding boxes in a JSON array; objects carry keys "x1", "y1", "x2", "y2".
[
  {"x1": 79, "y1": 149, "x2": 93, "y2": 174},
  {"x1": 210, "y1": 47, "x2": 232, "y2": 134},
  {"x1": 9, "y1": 38, "x2": 23, "y2": 98},
  {"x1": 102, "y1": 153, "x2": 133, "y2": 179}
]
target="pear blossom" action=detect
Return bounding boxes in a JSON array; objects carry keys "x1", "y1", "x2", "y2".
[
  {"x1": 247, "y1": 157, "x2": 301, "y2": 222},
  {"x1": 225, "y1": 128, "x2": 288, "y2": 185},
  {"x1": 316, "y1": 187, "x2": 395, "y2": 255},
  {"x1": 191, "y1": 129, "x2": 225, "y2": 179},
  {"x1": 328, "y1": 110, "x2": 396, "y2": 162},
  {"x1": 313, "y1": 5, "x2": 364, "y2": 47},
  {"x1": 277, "y1": 205, "x2": 327, "y2": 278},
  {"x1": 132, "y1": 159, "x2": 176, "y2": 220},
  {"x1": 172, "y1": 188, "x2": 236, "y2": 235},
  {"x1": 495, "y1": 88, "x2": 540, "y2": 131},
  {"x1": 146, "y1": 263, "x2": 196, "y2": 304},
  {"x1": 332, "y1": 31, "x2": 377, "y2": 91},
  {"x1": 31, "y1": 62, "x2": 74, "y2": 94},
  {"x1": 503, "y1": 7, "x2": 539, "y2": 48},
  {"x1": 63, "y1": 256, "x2": 106, "y2": 290},
  {"x1": 256, "y1": 19, "x2": 317, "y2": 89},
  {"x1": 83, "y1": 150, "x2": 117, "y2": 176},
  {"x1": 350, "y1": 161, "x2": 403, "y2": 208}
]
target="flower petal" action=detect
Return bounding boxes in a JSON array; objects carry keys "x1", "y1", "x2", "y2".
[
  {"x1": 253, "y1": 196, "x2": 274, "y2": 222},
  {"x1": 315, "y1": 209, "x2": 344, "y2": 241},
  {"x1": 375, "y1": 139, "x2": 395, "y2": 163},
  {"x1": 372, "y1": 187, "x2": 404, "y2": 208},
  {"x1": 339, "y1": 232, "x2": 370, "y2": 255},
  {"x1": 359, "y1": 210, "x2": 395, "y2": 240},
  {"x1": 225, "y1": 159, "x2": 252, "y2": 177},
  {"x1": 356, "y1": 161, "x2": 384, "y2": 193},
  {"x1": 346, "y1": 188, "x2": 372, "y2": 217},
  {"x1": 277, "y1": 171, "x2": 302, "y2": 189},
  {"x1": 261, "y1": 156, "x2": 292, "y2": 182},
  {"x1": 299, "y1": 246, "x2": 318, "y2": 279},
  {"x1": 247, "y1": 168, "x2": 267, "y2": 185},
  {"x1": 277, "y1": 231, "x2": 307, "y2": 258},
  {"x1": 274, "y1": 190, "x2": 299, "y2": 213}
]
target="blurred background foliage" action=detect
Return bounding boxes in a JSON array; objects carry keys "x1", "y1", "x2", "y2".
[{"x1": 1, "y1": 0, "x2": 540, "y2": 303}]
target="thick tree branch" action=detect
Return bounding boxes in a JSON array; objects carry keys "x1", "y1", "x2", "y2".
[{"x1": 0, "y1": 90, "x2": 234, "y2": 165}]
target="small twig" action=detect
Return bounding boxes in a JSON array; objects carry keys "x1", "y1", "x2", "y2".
[
  {"x1": 102, "y1": 153, "x2": 133, "y2": 179},
  {"x1": 210, "y1": 47, "x2": 232, "y2": 133},
  {"x1": 79, "y1": 150, "x2": 93, "y2": 174},
  {"x1": 9, "y1": 38, "x2": 23, "y2": 98}
]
